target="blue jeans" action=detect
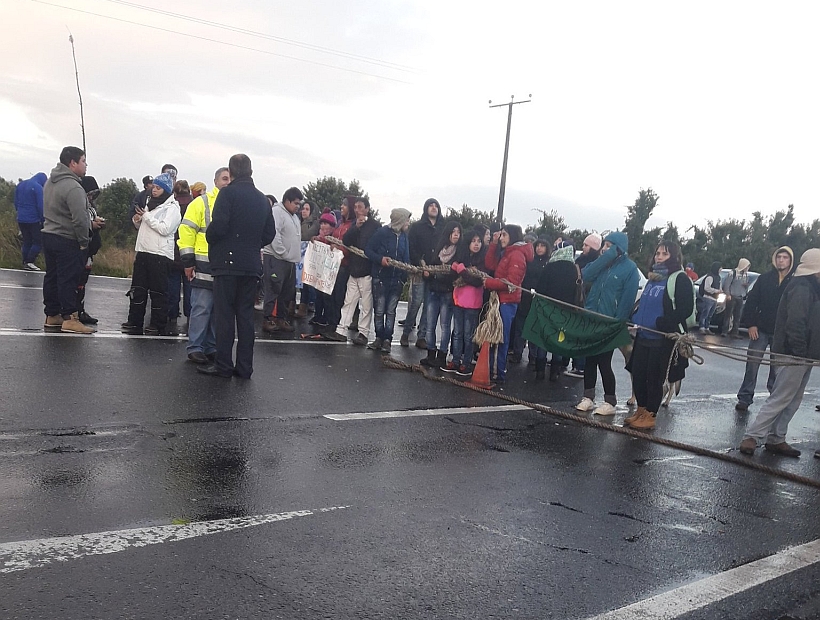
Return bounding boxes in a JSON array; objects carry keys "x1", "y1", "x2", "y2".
[
  {"x1": 425, "y1": 290, "x2": 454, "y2": 352},
  {"x1": 402, "y1": 276, "x2": 428, "y2": 336},
  {"x1": 737, "y1": 331, "x2": 776, "y2": 406},
  {"x1": 187, "y1": 286, "x2": 216, "y2": 355},
  {"x1": 492, "y1": 302, "x2": 518, "y2": 380},
  {"x1": 452, "y1": 306, "x2": 479, "y2": 366},
  {"x1": 373, "y1": 278, "x2": 403, "y2": 342},
  {"x1": 699, "y1": 296, "x2": 717, "y2": 329},
  {"x1": 19, "y1": 221, "x2": 42, "y2": 264}
]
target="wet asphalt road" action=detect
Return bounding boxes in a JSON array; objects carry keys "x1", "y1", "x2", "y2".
[{"x1": 2, "y1": 268, "x2": 820, "y2": 619}]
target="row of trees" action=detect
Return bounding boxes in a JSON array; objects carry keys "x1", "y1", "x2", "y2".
[{"x1": 1, "y1": 174, "x2": 819, "y2": 278}]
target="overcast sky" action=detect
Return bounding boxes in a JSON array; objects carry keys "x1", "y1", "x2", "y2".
[{"x1": 2, "y1": 0, "x2": 819, "y2": 235}]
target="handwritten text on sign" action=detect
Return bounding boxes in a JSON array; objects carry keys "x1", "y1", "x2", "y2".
[{"x1": 301, "y1": 241, "x2": 343, "y2": 294}]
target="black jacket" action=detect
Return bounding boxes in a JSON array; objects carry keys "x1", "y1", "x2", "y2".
[
  {"x1": 742, "y1": 269, "x2": 794, "y2": 334},
  {"x1": 206, "y1": 177, "x2": 275, "y2": 277},
  {"x1": 342, "y1": 217, "x2": 380, "y2": 278},
  {"x1": 517, "y1": 253, "x2": 551, "y2": 317},
  {"x1": 535, "y1": 261, "x2": 579, "y2": 306},
  {"x1": 408, "y1": 211, "x2": 441, "y2": 266},
  {"x1": 772, "y1": 275, "x2": 820, "y2": 360}
]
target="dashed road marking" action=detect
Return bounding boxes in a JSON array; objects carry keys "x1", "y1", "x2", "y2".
[
  {"x1": 0, "y1": 506, "x2": 349, "y2": 573},
  {"x1": 325, "y1": 404, "x2": 532, "y2": 420},
  {"x1": 585, "y1": 536, "x2": 820, "y2": 619}
]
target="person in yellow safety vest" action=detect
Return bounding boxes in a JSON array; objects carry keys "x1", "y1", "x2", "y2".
[{"x1": 177, "y1": 166, "x2": 231, "y2": 364}]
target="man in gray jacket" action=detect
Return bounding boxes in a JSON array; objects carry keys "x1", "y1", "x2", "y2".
[
  {"x1": 261, "y1": 186, "x2": 303, "y2": 333},
  {"x1": 41, "y1": 146, "x2": 94, "y2": 334}
]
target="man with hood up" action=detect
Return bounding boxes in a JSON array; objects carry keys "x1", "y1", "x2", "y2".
[
  {"x1": 401, "y1": 198, "x2": 442, "y2": 348},
  {"x1": 739, "y1": 248, "x2": 820, "y2": 458},
  {"x1": 576, "y1": 231, "x2": 639, "y2": 416},
  {"x1": 14, "y1": 172, "x2": 47, "y2": 270},
  {"x1": 735, "y1": 247, "x2": 795, "y2": 411},
  {"x1": 41, "y1": 146, "x2": 94, "y2": 334},
  {"x1": 721, "y1": 257, "x2": 752, "y2": 337}
]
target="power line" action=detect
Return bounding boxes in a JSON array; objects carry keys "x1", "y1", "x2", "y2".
[
  {"x1": 30, "y1": 0, "x2": 414, "y2": 84},
  {"x1": 102, "y1": 0, "x2": 419, "y2": 74}
]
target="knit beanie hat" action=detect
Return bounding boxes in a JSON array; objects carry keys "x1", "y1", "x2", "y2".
[
  {"x1": 152, "y1": 172, "x2": 174, "y2": 194},
  {"x1": 794, "y1": 248, "x2": 820, "y2": 277},
  {"x1": 390, "y1": 208, "x2": 411, "y2": 232},
  {"x1": 320, "y1": 212, "x2": 337, "y2": 227},
  {"x1": 583, "y1": 234, "x2": 602, "y2": 251}
]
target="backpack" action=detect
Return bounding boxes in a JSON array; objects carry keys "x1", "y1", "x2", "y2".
[{"x1": 667, "y1": 270, "x2": 697, "y2": 331}]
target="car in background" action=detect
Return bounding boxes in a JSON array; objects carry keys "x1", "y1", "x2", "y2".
[{"x1": 694, "y1": 268, "x2": 760, "y2": 332}]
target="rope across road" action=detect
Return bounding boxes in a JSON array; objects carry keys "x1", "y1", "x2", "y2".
[{"x1": 381, "y1": 356, "x2": 820, "y2": 491}]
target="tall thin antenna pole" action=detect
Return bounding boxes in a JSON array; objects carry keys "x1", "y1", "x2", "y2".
[
  {"x1": 68, "y1": 32, "x2": 87, "y2": 154},
  {"x1": 489, "y1": 95, "x2": 531, "y2": 223}
]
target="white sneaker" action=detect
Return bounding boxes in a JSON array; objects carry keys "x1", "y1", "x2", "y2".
[
  {"x1": 593, "y1": 402, "x2": 617, "y2": 416},
  {"x1": 575, "y1": 397, "x2": 595, "y2": 412},
  {"x1": 24, "y1": 263, "x2": 40, "y2": 271}
]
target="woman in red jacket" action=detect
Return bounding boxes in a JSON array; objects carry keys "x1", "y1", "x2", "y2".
[{"x1": 484, "y1": 225, "x2": 534, "y2": 384}]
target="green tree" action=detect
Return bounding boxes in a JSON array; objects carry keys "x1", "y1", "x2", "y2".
[
  {"x1": 302, "y1": 177, "x2": 368, "y2": 213},
  {"x1": 527, "y1": 209, "x2": 566, "y2": 243},
  {"x1": 623, "y1": 187, "x2": 659, "y2": 258},
  {"x1": 444, "y1": 204, "x2": 497, "y2": 231},
  {"x1": 96, "y1": 177, "x2": 138, "y2": 248}
]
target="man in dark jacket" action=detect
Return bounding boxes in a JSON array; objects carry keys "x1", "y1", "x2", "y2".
[
  {"x1": 199, "y1": 154, "x2": 275, "y2": 379},
  {"x1": 14, "y1": 172, "x2": 47, "y2": 270},
  {"x1": 400, "y1": 198, "x2": 441, "y2": 348},
  {"x1": 735, "y1": 246, "x2": 795, "y2": 411},
  {"x1": 336, "y1": 197, "x2": 380, "y2": 345},
  {"x1": 739, "y1": 248, "x2": 820, "y2": 457}
]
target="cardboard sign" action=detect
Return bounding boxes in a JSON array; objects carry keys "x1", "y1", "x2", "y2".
[{"x1": 301, "y1": 241, "x2": 343, "y2": 294}]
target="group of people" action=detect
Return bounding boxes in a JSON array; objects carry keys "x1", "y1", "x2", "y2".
[{"x1": 32, "y1": 145, "x2": 820, "y2": 457}]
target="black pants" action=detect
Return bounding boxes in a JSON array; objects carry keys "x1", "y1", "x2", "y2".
[
  {"x1": 42, "y1": 232, "x2": 84, "y2": 317},
  {"x1": 630, "y1": 338, "x2": 674, "y2": 414},
  {"x1": 213, "y1": 274, "x2": 258, "y2": 378},
  {"x1": 583, "y1": 349, "x2": 616, "y2": 404},
  {"x1": 127, "y1": 252, "x2": 172, "y2": 330}
]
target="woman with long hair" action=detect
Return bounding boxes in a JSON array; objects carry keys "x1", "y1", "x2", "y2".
[{"x1": 625, "y1": 240, "x2": 694, "y2": 430}]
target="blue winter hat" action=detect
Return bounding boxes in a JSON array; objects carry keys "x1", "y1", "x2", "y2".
[{"x1": 152, "y1": 172, "x2": 174, "y2": 194}]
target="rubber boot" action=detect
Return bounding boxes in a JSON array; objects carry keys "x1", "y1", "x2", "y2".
[
  {"x1": 435, "y1": 350, "x2": 447, "y2": 369},
  {"x1": 420, "y1": 349, "x2": 437, "y2": 367}
]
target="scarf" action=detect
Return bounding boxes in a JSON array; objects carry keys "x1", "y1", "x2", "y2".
[
  {"x1": 439, "y1": 244, "x2": 458, "y2": 265},
  {"x1": 146, "y1": 191, "x2": 170, "y2": 211}
]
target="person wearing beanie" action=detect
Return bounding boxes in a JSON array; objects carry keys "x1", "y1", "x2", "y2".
[
  {"x1": 402, "y1": 198, "x2": 442, "y2": 348},
  {"x1": 739, "y1": 248, "x2": 820, "y2": 458},
  {"x1": 74, "y1": 175, "x2": 106, "y2": 325},
  {"x1": 319, "y1": 197, "x2": 357, "y2": 332},
  {"x1": 734, "y1": 247, "x2": 796, "y2": 412},
  {"x1": 41, "y1": 146, "x2": 94, "y2": 334},
  {"x1": 177, "y1": 167, "x2": 231, "y2": 363},
  {"x1": 720, "y1": 257, "x2": 752, "y2": 337},
  {"x1": 576, "y1": 231, "x2": 639, "y2": 416},
  {"x1": 365, "y1": 208, "x2": 411, "y2": 354},
  {"x1": 121, "y1": 171, "x2": 182, "y2": 335},
  {"x1": 13, "y1": 171, "x2": 47, "y2": 270},
  {"x1": 308, "y1": 210, "x2": 341, "y2": 328}
]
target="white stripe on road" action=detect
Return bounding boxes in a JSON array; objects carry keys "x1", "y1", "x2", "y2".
[
  {"x1": 325, "y1": 404, "x2": 531, "y2": 420},
  {"x1": 585, "y1": 536, "x2": 820, "y2": 620},
  {"x1": 0, "y1": 505, "x2": 349, "y2": 573},
  {"x1": 0, "y1": 328, "x2": 347, "y2": 343}
]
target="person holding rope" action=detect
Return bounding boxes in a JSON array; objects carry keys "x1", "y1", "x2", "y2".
[
  {"x1": 483, "y1": 224, "x2": 533, "y2": 385},
  {"x1": 624, "y1": 241, "x2": 694, "y2": 430},
  {"x1": 576, "y1": 231, "x2": 639, "y2": 415},
  {"x1": 739, "y1": 248, "x2": 820, "y2": 458}
]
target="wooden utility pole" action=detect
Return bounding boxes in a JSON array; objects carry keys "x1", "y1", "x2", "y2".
[
  {"x1": 489, "y1": 95, "x2": 530, "y2": 223},
  {"x1": 68, "y1": 33, "x2": 87, "y2": 154}
]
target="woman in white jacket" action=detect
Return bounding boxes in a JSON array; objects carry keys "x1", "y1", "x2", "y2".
[{"x1": 121, "y1": 172, "x2": 182, "y2": 335}]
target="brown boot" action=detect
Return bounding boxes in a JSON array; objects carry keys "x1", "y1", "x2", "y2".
[
  {"x1": 630, "y1": 408, "x2": 656, "y2": 430},
  {"x1": 294, "y1": 303, "x2": 308, "y2": 318},
  {"x1": 44, "y1": 315, "x2": 63, "y2": 333},
  {"x1": 623, "y1": 406, "x2": 647, "y2": 427},
  {"x1": 61, "y1": 312, "x2": 95, "y2": 334}
]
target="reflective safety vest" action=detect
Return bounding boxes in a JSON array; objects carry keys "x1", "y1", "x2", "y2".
[{"x1": 177, "y1": 187, "x2": 219, "y2": 289}]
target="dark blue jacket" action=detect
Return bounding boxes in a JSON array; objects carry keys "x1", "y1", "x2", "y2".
[
  {"x1": 206, "y1": 177, "x2": 275, "y2": 277},
  {"x1": 365, "y1": 225, "x2": 409, "y2": 283},
  {"x1": 14, "y1": 173, "x2": 47, "y2": 224}
]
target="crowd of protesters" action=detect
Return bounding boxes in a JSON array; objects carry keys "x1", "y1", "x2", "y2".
[{"x1": 26, "y1": 145, "x2": 820, "y2": 458}]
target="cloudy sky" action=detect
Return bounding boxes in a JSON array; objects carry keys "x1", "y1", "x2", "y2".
[{"x1": 2, "y1": 0, "x2": 819, "y2": 235}]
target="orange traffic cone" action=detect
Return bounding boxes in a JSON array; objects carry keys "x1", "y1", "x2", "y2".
[{"x1": 469, "y1": 341, "x2": 495, "y2": 389}]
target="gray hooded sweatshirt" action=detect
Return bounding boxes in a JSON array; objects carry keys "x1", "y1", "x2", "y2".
[{"x1": 42, "y1": 163, "x2": 91, "y2": 247}]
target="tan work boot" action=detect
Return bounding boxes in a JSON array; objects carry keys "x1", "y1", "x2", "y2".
[
  {"x1": 623, "y1": 406, "x2": 647, "y2": 427},
  {"x1": 630, "y1": 409, "x2": 656, "y2": 430},
  {"x1": 61, "y1": 312, "x2": 95, "y2": 334},
  {"x1": 44, "y1": 315, "x2": 64, "y2": 333}
]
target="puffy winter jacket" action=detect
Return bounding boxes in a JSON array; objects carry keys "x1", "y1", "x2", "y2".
[
  {"x1": 134, "y1": 194, "x2": 182, "y2": 260},
  {"x1": 582, "y1": 231, "x2": 639, "y2": 321},
  {"x1": 14, "y1": 172, "x2": 47, "y2": 224},
  {"x1": 484, "y1": 241, "x2": 534, "y2": 304}
]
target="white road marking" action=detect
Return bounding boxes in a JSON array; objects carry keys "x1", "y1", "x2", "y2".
[
  {"x1": 325, "y1": 404, "x2": 531, "y2": 420},
  {"x1": 0, "y1": 328, "x2": 346, "y2": 344},
  {"x1": 0, "y1": 505, "x2": 349, "y2": 573},
  {"x1": 585, "y1": 536, "x2": 820, "y2": 620}
]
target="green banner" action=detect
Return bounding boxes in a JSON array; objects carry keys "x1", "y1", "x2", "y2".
[{"x1": 521, "y1": 296, "x2": 632, "y2": 357}]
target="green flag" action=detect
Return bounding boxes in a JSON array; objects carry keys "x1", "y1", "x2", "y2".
[{"x1": 521, "y1": 296, "x2": 632, "y2": 357}]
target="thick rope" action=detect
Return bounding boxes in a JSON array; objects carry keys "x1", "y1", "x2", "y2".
[
  {"x1": 325, "y1": 237, "x2": 819, "y2": 369},
  {"x1": 381, "y1": 356, "x2": 820, "y2": 491}
]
